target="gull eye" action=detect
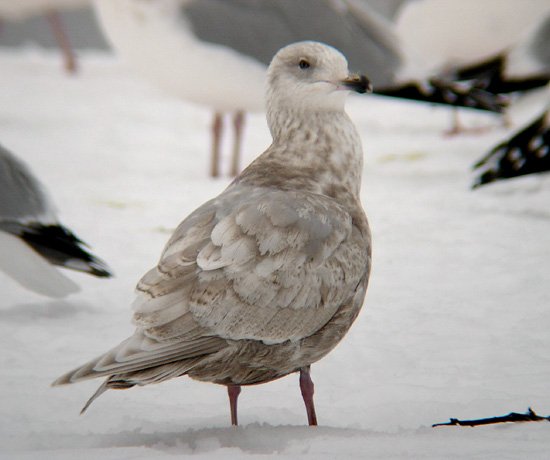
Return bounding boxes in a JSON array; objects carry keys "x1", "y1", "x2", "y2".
[{"x1": 299, "y1": 59, "x2": 310, "y2": 69}]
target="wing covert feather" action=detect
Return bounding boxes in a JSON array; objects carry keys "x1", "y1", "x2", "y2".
[{"x1": 132, "y1": 186, "x2": 368, "y2": 345}]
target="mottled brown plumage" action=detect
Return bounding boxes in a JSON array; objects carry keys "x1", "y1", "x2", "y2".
[{"x1": 53, "y1": 41, "x2": 372, "y2": 426}]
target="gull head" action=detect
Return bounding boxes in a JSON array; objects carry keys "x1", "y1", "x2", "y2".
[{"x1": 266, "y1": 41, "x2": 372, "y2": 113}]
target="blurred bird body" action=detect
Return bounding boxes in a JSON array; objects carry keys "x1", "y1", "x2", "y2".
[
  {"x1": 0, "y1": 144, "x2": 112, "y2": 297},
  {"x1": 94, "y1": 0, "x2": 507, "y2": 177},
  {"x1": 471, "y1": 13, "x2": 550, "y2": 186},
  {"x1": 93, "y1": 0, "x2": 405, "y2": 177}
]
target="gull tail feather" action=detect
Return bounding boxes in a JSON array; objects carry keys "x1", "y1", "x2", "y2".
[
  {"x1": 80, "y1": 379, "x2": 110, "y2": 414},
  {"x1": 80, "y1": 378, "x2": 136, "y2": 414}
]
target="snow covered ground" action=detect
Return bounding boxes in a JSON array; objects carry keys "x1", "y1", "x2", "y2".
[{"x1": 0, "y1": 48, "x2": 549, "y2": 459}]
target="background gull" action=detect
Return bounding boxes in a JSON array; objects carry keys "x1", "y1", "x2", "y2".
[
  {"x1": 0, "y1": 143, "x2": 112, "y2": 298},
  {"x1": 395, "y1": 0, "x2": 550, "y2": 69},
  {"x1": 53, "y1": 40, "x2": 372, "y2": 427},
  {"x1": 436, "y1": 12, "x2": 550, "y2": 103},
  {"x1": 92, "y1": 0, "x2": 397, "y2": 178},
  {"x1": 93, "y1": 0, "x2": 502, "y2": 178},
  {"x1": 378, "y1": 1, "x2": 549, "y2": 134}
]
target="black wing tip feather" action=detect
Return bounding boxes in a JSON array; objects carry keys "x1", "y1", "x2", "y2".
[
  {"x1": 388, "y1": 52, "x2": 550, "y2": 117},
  {"x1": 473, "y1": 110, "x2": 550, "y2": 188},
  {"x1": 2, "y1": 222, "x2": 114, "y2": 278},
  {"x1": 376, "y1": 79, "x2": 509, "y2": 113},
  {"x1": 443, "y1": 52, "x2": 550, "y2": 95}
]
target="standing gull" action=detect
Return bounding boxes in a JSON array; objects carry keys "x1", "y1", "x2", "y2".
[
  {"x1": 92, "y1": 0, "x2": 396, "y2": 177},
  {"x1": 93, "y1": 0, "x2": 499, "y2": 178},
  {"x1": 53, "y1": 41, "x2": 372, "y2": 427},
  {"x1": 0, "y1": 143, "x2": 112, "y2": 298},
  {"x1": 436, "y1": 12, "x2": 550, "y2": 101},
  {"x1": 395, "y1": 0, "x2": 550, "y2": 68}
]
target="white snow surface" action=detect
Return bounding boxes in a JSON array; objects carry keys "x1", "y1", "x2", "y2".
[{"x1": 0, "y1": 48, "x2": 549, "y2": 459}]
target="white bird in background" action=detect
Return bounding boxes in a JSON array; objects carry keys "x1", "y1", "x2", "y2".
[
  {"x1": 395, "y1": 0, "x2": 550, "y2": 70},
  {"x1": 436, "y1": 12, "x2": 550, "y2": 102},
  {"x1": 93, "y1": 0, "x2": 503, "y2": 178},
  {"x1": 0, "y1": 143, "x2": 112, "y2": 298},
  {"x1": 92, "y1": 0, "x2": 399, "y2": 178},
  {"x1": 380, "y1": 0, "x2": 550, "y2": 135},
  {"x1": 0, "y1": 0, "x2": 90, "y2": 72},
  {"x1": 53, "y1": 41, "x2": 372, "y2": 427}
]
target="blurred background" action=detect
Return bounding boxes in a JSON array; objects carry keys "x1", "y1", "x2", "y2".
[
  {"x1": 1, "y1": 2, "x2": 550, "y2": 459},
  {"x1": 2, "y1": 1, "x2": 549, "y2": 65}
]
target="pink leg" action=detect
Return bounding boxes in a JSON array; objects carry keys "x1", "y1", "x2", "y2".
[
  {"x1": 227, "y1": 384, "x2": 241, "y2": 426},
  {"x1": 211, "y1": 112, "x2": 223, "y2": 177},
  {"x1": 446, "y1": 108, "x2": 496, "y2": 136},
  {"x1": 299, "y1": 366, "x2": 318, "y2": 426},
  {"x1": 446, "y1": 109, "x2": 462, "y2": 135},
  {"x1": 230, "y1": 111, "x2": 245, "y2": 177},
  {"x1": 45, "y1": 9, "x2": 77, "y2": 74}
]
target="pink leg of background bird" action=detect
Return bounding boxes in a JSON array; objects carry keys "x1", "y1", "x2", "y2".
[
  {"x1": 230, "y1": 110, "x2": 245, "y2": 177},
  {"x1": 45, "y1": 8, "x2": 77, "y2": 73},
  {"x1": 210, "y1": 111, "x2": 245, "y2": 178},
  {"x1": 211, "y1": 112, "x2": 223, "y2": 177}
]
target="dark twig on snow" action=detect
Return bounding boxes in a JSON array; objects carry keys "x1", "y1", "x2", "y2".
[{"x1": 432, "y1": 408, "x2": 550, "y2": 427}]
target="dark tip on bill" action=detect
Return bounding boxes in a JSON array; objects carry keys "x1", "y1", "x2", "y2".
[{"x1": 342, "y1": 74, "x2": 372, "y2": 94}]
